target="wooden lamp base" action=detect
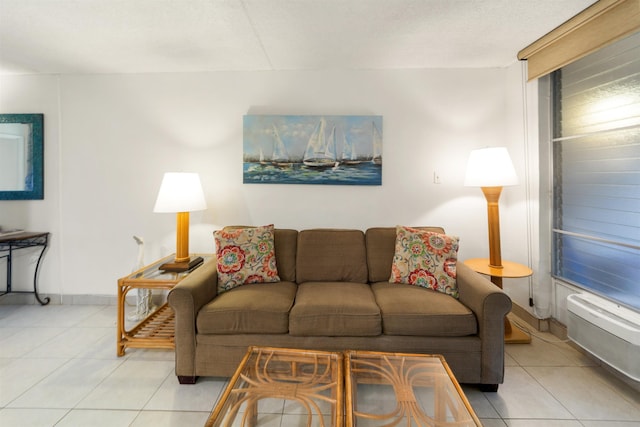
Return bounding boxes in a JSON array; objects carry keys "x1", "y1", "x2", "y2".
[
  {"x1": 160, "y1": 256, "x2": 203, "y2": 272},
  {"x1": 505, "y1": 317, "x2": 532, "y2": 344},
  {"x1": 159, "y1": 211, "x2": 204, "y2": 272}
]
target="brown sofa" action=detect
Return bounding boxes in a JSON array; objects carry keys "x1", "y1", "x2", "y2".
[{"x1": 168, "y1": 227, "x2": 512, "y2": 390}]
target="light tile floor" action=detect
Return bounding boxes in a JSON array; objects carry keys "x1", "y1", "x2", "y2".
[{"x1": 0, "y1": 304, "x2": 639, "y2": 426}]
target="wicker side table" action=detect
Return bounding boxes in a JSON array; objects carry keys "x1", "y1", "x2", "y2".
[{"x1": 117, "y1": 253, "x2": 213, "y2": 356}]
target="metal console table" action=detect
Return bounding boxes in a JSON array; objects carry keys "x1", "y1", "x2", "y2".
[{"x1": 0, "y1": 231, "x2": 50, "y2": 305}]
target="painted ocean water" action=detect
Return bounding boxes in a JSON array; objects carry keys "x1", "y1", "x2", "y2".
[
  {"x1": 243, "y1": 161, "x2": 382, "y2": 185},
  {"x1": 243, "y1": 115, "x2": 383, "y2": 186}
]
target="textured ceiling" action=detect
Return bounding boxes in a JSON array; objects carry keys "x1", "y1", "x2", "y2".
[{"x1": 0, "y1": 0, "x2": 597, "y2": 75}]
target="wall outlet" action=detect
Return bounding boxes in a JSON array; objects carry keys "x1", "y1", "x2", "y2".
[{"x1": 433, "y1": 171, "x2": 441, "y2": 184}]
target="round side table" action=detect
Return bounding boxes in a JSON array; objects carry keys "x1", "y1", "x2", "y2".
[{"x1": 464, "y1": 258, "x2": 533, "y2": 344}]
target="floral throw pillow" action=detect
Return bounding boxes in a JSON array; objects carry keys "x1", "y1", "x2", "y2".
[
  {"x1": 389, "y1": 225, "x2": 459, "y2": 298},
  {"x1": 214, "y1": 224, "x2": 280, "y2": 293}
]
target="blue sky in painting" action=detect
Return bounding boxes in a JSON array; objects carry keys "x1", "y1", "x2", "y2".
[{"x1": 243, "y1": 115, "x2": 382, "y2": 162}]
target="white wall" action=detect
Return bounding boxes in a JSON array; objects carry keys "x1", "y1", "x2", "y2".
[
  {"x1": 0, "y1": 65, "x2": 540, "y2": 312},
  {"x1": 0, "y1": 75, "x2": 61, "y2": 300}
]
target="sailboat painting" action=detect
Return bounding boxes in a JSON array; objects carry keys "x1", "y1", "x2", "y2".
[{"x1": 243, "y1": 115, "x2": 382, "y2": 185}]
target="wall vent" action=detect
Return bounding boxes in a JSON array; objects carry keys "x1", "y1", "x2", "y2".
[{"x1": 567, "y1": 293, "x2": 640, "y2": 382}]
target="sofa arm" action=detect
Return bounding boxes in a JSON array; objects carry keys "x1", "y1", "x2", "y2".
[
  {"x1": 167, "y1": 258, "x2": 218, "y2": 382},
  {"x1": 456, "y1": 262, "x2": 512, "y2": 385}
]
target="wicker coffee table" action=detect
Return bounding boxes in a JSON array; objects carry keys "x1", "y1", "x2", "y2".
[
  {"x1": 206, "y1": 347, "x2": 480, "y2": 427},
  {"x1": 206, "y1": 347, "x2": 344, "y2": 427},
  {"x1": 345, "y1": 350, "x2": 481, "y2": 426}
]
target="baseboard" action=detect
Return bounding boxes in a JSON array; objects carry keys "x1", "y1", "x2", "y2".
[
  {"x1": 509, "y1": 302, "x2": 572, "y2": 342},
  {"x1": 0, "y1": 293, "x2": 167, "y2": 306},
  {"x1": 549, "y1": 317, "x2": 568, "y2": 340},
  {"x1": 0, "y1": 293, "x2": 117, "y2": 305},
  {"x1": 511, "y1": 302, "x2": 551, "y2": 332}
]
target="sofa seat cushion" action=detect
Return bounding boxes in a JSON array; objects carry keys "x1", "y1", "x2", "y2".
[
  {"x1": 197, "y1": 281, "x2": 297, "y2": 334},
  {"x1": 289, "y1": 282, "x2": 381, "y2": 336},
  {"x1": 371, "y1": 282, "x2": 477, "y2": 336}
]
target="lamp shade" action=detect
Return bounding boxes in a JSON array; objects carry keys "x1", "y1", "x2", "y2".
[
  {"x1": 153, "y1": 172, "x2": 207, "y2": 213},
  {"x1": 464, "y1": 147, "x2": 518, "y2": 187}
]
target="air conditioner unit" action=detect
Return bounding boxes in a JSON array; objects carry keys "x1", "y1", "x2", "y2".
[{"x1": 567, "y1": 293, "x2": 640, "y2": 382}]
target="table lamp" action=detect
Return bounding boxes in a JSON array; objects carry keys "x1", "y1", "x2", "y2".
[
  {"x1": 153, "y1": 172, "x2": 207, "y2": 272},
  {"x1": 464, "y1": 147, "x2": 518, "y2": 281}
]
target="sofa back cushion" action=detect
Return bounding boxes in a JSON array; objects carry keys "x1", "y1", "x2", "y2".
[
  {"x1": 274, "y1": 229, "x2": 298, "y2": 282},
  {"x1": 296, "y1": 229, "x2": 368, "y2": 283},
  {"x1": 366, "y1": 226, "x2": 445, "y2": 283}
]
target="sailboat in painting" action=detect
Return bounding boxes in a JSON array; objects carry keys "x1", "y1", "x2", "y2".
[
  {"x1": 270, "y1": 124, "x2": 292, "y2": 168},
  {"x1": 303, "y1": 118, "x2": 339, "y2": 168},
  {"x1": 341, "y1": 130, "x2": 361, "y2": 165},
  {"x1": 371, "y1": 121, "x2": 382, "y2": 165},
  {"x1": 243, "y1": 114, "x2": 382, "y2": 186}
]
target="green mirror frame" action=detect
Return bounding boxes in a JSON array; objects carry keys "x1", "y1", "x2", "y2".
[{"x1": 0, "y1": 114, "x2": 44, "y2": 200}]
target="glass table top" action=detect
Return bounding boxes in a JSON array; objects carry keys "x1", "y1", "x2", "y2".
[{"x1": 125, "y1": 254, "x2": 214, "y2": 282}]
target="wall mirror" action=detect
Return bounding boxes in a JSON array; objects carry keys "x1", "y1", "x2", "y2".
[{"x1": 0, "y1": 114, "x2": 44, "y2": 200}]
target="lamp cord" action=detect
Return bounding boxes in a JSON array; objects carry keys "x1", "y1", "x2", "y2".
[{"x1": 510, "y1": 317, "x2": 571, "y2": 344}]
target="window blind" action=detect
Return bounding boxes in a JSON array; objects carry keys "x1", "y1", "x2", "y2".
[
  {"x1": 519, "y1": 0, "x2": 640, "y2": 80},
  {"x1": 553, "y1": 31, "x2": 640, "y2": 310}
]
